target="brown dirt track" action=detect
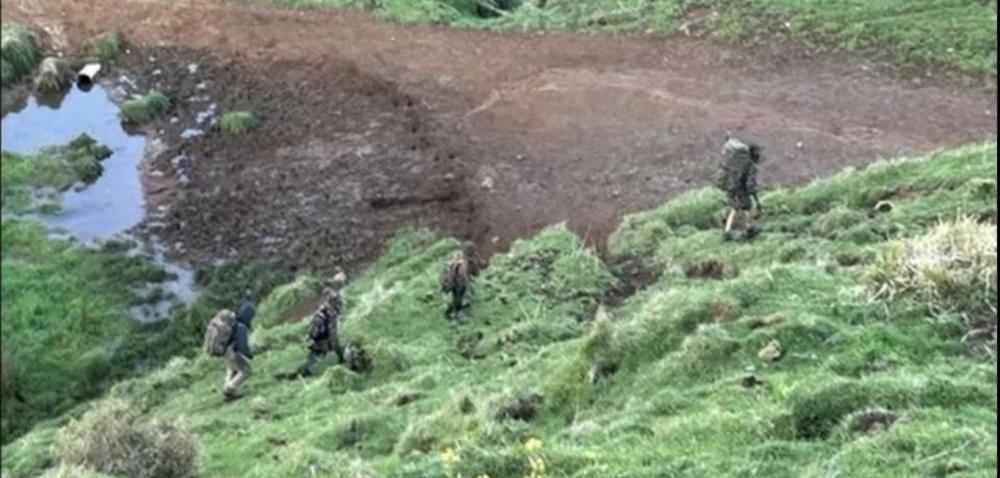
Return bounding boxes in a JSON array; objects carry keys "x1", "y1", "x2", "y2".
[{"x1": 3, "y1": 0, "x2": 997, "y2": 273}]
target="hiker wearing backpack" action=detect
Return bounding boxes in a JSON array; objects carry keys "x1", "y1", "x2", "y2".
[
  {"x1": 440, "y1": 243, "x2": 480, "y2": 320},
  {"x1": 717, "y1": 136, "x2": 765, "y2": 241},
  {"x1": 291, "y1": 273, "x2": 347, "y2": 378},
  {"x1": 203, "y1": 293, "x2": 258, "y2": 401}
]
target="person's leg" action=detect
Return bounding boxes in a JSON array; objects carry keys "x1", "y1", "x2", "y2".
[
  {"x1": 746, "y1": 209, "x2": 760, "y2": 238},
  {"x1": 224, "y1": 361, "x2": 235, "y2": 392},
  {"x1": 225, "y1": 354, "x2": 252, "y2": 396},
  {"x1": 447, "y1": 291, "x2": 461, "y2": 319},
  {"x1": 457, "y1": 286, "x2": 468, "y2": 311},
  {"x1": 297, "y1": 350, "x2": 319, "y2": 377},
  {"x1": 332, "y1": 338, "x2": 345, "y2": 363}
]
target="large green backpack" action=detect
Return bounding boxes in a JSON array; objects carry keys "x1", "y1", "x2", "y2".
[
  {"x1": 716, "y1": 138, "x2": 754, "y2": 193},
  {"x1": 203, "y1": 309, "x2": 237, "y2": 357}
]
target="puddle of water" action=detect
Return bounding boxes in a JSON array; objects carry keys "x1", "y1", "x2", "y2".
[
  {"x1": 123, "y1": 233, "x2": 199, "y2": 323},
  {"x1": 1, "y1": 84, "x2": 146, "y2": 241},
  {"x1": 2, "y1": 84, "x2": 200, "y2": 319}
]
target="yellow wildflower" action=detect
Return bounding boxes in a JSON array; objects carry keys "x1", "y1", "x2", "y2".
[
  {"x1": 529, "y1": 456, "x2": 546, "y2": 472},
  {"x1": 524, "y1": 437, "x2": 543, "y2": 452},
  {"x1": 441, "y1": 447, "x2": 461, "y2": 464}
]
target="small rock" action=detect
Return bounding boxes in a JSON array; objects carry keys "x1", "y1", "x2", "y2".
[
  {"x1": 758, "y1": 340, "x2": 783, "y2": 362},
  {"x1": 481, "y1": 177, "x2": 494, "y2": 190},
  {"x1": 796, "y1": 141, "x2": 803, "y2": 149},
  {"x1": 196, "y1": 82, "x2": 208, "y2": 90},
  {"x1": 515, "y1": 154, "x2": 524, "y2": 161},
  {"x1": 443, "y1": 173, "x2": 456, "y2": 181},
  {"x1": 611, "y1": 189, "x2": 621, "y2": 198},
  {"x1": 149, "y1": 170, "x2": 165, "y2": 178},
  {"x1": 152, "y1": 69, "x2": 163, "y2": 76},
  {"x1": 148, "y1": 56, "x2": 156, "y2": 62},
  {"x1": 491, "y1": 236, "x2": 500, "y2": 244},
  {"x1": 187, "y1": 63, "x2": 199, "y2": 74}
]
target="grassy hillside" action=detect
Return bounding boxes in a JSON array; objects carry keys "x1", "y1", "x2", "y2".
[
  {"x1": 3, "y1": 143, "x2": 995, "y2": 477},
  {"x1": 234, "y1": 0, "x2": 998, "y2": 76},
  {"x1": 0, "y1": 139, "x2": 293, "y2": 444}
]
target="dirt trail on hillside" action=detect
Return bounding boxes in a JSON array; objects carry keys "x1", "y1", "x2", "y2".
[{"x1": 3, "y1": 0, "x2": 996, "y2": 271}]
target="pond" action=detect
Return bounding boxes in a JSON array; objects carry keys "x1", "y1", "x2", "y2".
[
  {"x1": 2, "y1": 84, "x2": 147, "y2": 241},
  {"x1": 2, "y1": 82, "x2": 198, "y2": 320}
]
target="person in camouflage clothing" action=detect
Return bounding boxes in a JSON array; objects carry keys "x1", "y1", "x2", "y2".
[
  {"x1": 292, "y1": 272, "x2": 347, "y2": 378},
  {"x1": 440, "y1": 243, "x2": 480, "y2": 320},
  {"x1": 717, "y1": 136, "x2": 765, "y2": 240}
]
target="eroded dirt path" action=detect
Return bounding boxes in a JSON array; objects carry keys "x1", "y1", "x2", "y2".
[{"x1": 3, "y1": 0, "x2": 995, "y2": 271}]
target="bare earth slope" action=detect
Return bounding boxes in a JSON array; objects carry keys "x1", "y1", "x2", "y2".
[{"x1": 3, "y1": 0, "x2": 995, "y2": 270}]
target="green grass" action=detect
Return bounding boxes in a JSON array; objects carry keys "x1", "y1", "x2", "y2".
[
  {"x1": 1, "y1": 134, "x2": 113, "y2": 213},
  {"x1": 33, "y1": 57, "x2": 72, "y2": 93},
  {"x1": 90, "y1": 32, "x2": 120, "y2": 63},
  {"x1": 0, "y1": 133, "x2": 295, "y2": 445},
  {"x1": 1, "y1": 21, "x2": 39, "y2": 87},
  {"x1": 0, "y1": 219, "x2": 170, "y2": 442},
  {"x1": 119, "y1": 90, "x2": 170, "y2": 125},
  {"x1": 218, "y1": 111, "x2": 259, "y2": 135},
  {"x1": 3, "y1": 144, "x2": 995, "y2": 477},
  {"x1": 235, "y1": 0, "x2": 997, "y2": 76}
]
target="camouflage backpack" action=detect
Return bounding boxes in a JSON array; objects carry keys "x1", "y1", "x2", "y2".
[
  {"x1": 308, "y1": 309, "x2": 332, "y2": 342},
  {"x1": 716, "y1": 138, "x2": 754, "y2": 193},
  {"x1": 203, "y1": 309, "x2": 237, "y2": 357}
]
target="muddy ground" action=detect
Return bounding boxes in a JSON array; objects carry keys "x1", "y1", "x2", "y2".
[{"x1": 3, "y1": 0, "x2": 996, "y2": 274}]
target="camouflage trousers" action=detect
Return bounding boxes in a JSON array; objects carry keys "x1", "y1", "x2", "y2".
[
  {"x1": 446, "y1": 287, "x2": 468, "y2": 318},
  {"x1": 726, "y1": 190, "x2": 754, "y2": 211},
  {"x1": 297, "y1": 338, "x2": 344, "y2": 376},
  {"x1": 224, "y1": 350, "x2": 252, "y2": 396}
]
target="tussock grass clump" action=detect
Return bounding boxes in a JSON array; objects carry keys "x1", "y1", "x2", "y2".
[
  {"x1": 256, "y1": 275, "x2": 322, "y2": 328},
  {"x1": 1, "y1": 21, "x2": 38, "y2": 86},
  {"x1": 91, "y1": 32, "x2": 120, "y2": 63},
  {"x1": 55, "y1": 399, "x2": 199, "y2": 478},
  {"x1": 581, "y1": 307, "x2": 621, "y2": 383},
  {"x1": 1, "y1": 135, "x2": 112, "y2": 213},
  {"x1": 789, "y1": 375, "x2": 993, "y2": 439},
  {"x1": 2, "y1": 58, "x2": 14, "y2": 86},
  {"x1": 32, "y1": 57, "x2": 72, "y2": 93},
  {"x1": 219, "y1": 111, "x2": 259, "y2": 135},
  {"x1": 809, "y1": 204, "x2": 868, "y2": 239},
  {"x1": 609, "y1": 188, "x2": 722, "y2": 257},
  {"x1": 66, "y1": 134, "x2": 113, "y2": 184},
  {"x1": 867, "y1": 218, "x2": 997, "y2": 325},
  {"x1": 120, "y1": 90, "x2": 170, "y2": 124}
]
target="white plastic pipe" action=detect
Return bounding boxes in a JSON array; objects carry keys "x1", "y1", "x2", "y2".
[{"x1": 77, "y1": 63, "x2": 102, "y2": 85}]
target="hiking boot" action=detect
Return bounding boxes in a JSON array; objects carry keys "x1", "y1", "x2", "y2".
[
  {"x1": 746, "y1": 226, "x2": 761, "y2": 239},
  {"x1": 722, "y1": 231, "x2": 735, "y2": 242},
  {"x1": 223, "y1": 391, "x2": 241, "y2": 402}
]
